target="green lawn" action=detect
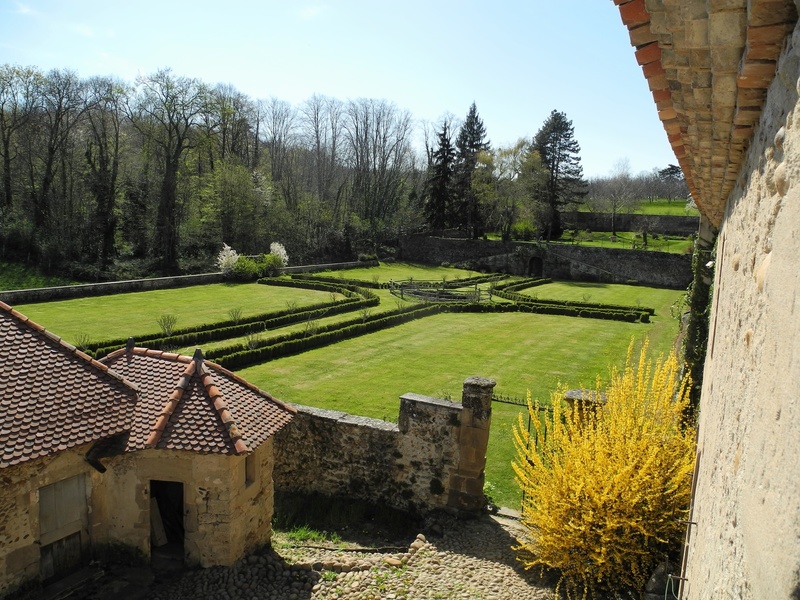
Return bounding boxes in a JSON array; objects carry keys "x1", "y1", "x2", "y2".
[
  {"x1": 16, "y1": 283, "x2": 343, "y2": 346},
  {"x1": 575, "y1": 198, "x2": 699, "y2": 217},
  {"x1": 553, "y1": 231, "x2": 693, "y2": 254},
  {"x1": 635, "y1": 199, "x2": 699, "y2": 216},
  {"x1": 13, "y1": 264, "x2": 685, "y2": 510},
  {"x1": 316, "y1": 261, "x2": 481, "y2": 283},
  {"x1": 239, "y1": 288, "x2": 683, "y2": 508},
  {"x1": 521, "y1": 280, "x2": 678, "y2": 310}
]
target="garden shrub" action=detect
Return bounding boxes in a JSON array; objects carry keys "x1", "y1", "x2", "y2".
[
  {"x1": 512, "y1": 341, "x2": 695, "y2": 599},
  {"x1": 217, "y1": 243, "x2": 239, "y2": 275},
  {"x1": 256, "y1": 253, "x2": 285, "y2": 277},
  {"x1": 231, "y1": 256, "x2": 260, "y2": 281},
  {"x1": 269, "y1": 241, "x2": 289, "y2": 267},
  {"x1": 512, "y1": 220, "x2": 538, "y2": 241}
]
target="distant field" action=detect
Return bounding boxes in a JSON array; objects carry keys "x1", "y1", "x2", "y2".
[
  {"x1": 636, "y1": 199, "x2": 699, "y2": 216},
  {"x1": 552, "y1": 231, "x2": 693, "y2": 254},
  {"x1": 16, "y1": 283, "x2": 343, "y2": 345},
  {"x1": 576, "y1": 198, "x2": 698, "y2": 217}
]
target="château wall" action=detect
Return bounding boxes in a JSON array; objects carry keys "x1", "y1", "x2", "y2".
[{"x1": 681, "y1": 25, "x2": 800, "y2": 600}]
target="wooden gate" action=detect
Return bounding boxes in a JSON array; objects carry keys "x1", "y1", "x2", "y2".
[{"x1": 38, "y1": 474, "x2": 89, "y2": 581}]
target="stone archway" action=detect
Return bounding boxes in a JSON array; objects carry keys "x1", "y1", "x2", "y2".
[{"x1": 528, "y1": 256, "x2": 544, "y2": 277}]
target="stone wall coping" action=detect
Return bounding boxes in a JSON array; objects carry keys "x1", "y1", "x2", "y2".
[
  {"x1": 288, "y1": 402, "x2": 399, "y2": 432},
  {"x1": 399, "y1": 392, "x2": 462, "y2": 412}
]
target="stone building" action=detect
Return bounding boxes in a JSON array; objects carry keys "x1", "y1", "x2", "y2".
[
  {"x1": 0, "y1": 301, "x2": 294, "y2": 595},
  {"x1": 613, "y1": 1, "x2": 800, "y2": 598}
]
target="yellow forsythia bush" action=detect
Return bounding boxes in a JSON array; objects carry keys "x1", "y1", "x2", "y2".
[{"x1": 512, "y1": 341, "x2": 696, "y2": 599}]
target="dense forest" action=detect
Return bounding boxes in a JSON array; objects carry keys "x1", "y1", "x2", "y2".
[{"x1": 0, "y1": 64, "x2": 686, "y2": 280}]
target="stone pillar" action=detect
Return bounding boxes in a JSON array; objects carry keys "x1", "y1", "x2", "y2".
[
  {"x1": 563, "y1": 389, "x2": 606, "y2": 425},
  {"x1": 447, "y1": 376, "x2": 495, "y2": 514}
]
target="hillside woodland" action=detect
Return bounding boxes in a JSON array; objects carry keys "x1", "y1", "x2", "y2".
[{"x1": 1, "y1": 65, "x2": 687, "y2": 280}]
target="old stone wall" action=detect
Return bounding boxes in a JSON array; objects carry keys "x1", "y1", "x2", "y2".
[
  {"x1": 561, "y1": 211, "x2": 698, "y2": 236},
  {"x1": 0, "y1": 273, "x2": 225, "y2": 305},
  {"x1": 98, "y1": 446, "x2": 275, "y2": 568},
  {"x1": 272, "y1": 377, "x2": 495, "y2": 516},
  {"x1": 682, "y1": 26, "x2": 800, "y2": 600},
  {"x1": 0, "y1": 446, "x2": 95, "y2": 596},
  {"x1": 398, "y1": 235, "x2": 692, "y2": 288}
]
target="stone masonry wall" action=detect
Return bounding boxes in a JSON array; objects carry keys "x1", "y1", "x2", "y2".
[
  {"x1": 561, "y1": 211, "x2": 699, "y2": 237},
  {"x1": 0, "y1": 273, "x2": 225, "y2": 305},
  {"x1": 272, "y1": 377, "x2": 495, "y2": 516},
  {"x1": 398, "y1": 235, "x2": 692, "y2": 288},
  {"x1": 682, "y1": 26, "x2": 800, "y2": 600}
]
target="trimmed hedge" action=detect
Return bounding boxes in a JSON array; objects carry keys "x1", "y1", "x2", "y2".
[
  {"x1": 291, "y1": 272, "x2": 507, "y2": 291},
  {"x1": 85, "y1": 278, "x2": 379, "y2": 358},
  {"x1": 288, "y1": 273, "x2": 386, "y2": 290},
  {"x1": 443, "y1": 301, "x2": 646, "y2": 323},
  {"x1": 215, "y1": 304, "x2": 442, "y2": 370},
  {"x1": 492, "y1": 277, "x2": 552, "y2": 292},
  {"x1": 493, "y1": 289, "x2": 653, "y2": 319}
]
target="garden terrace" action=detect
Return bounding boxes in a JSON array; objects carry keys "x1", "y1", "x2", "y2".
[{"x1": 12, "y1": 264, "x2": 684, "y2": 507}]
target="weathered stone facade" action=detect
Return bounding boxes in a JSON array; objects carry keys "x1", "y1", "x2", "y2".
[
  {"x1": 680, "y1": 25, "x2": 800, "y2": 600},
  {"x1": 272, "y1": 377, "x2": 495, "y2": 517},
  {"x1": 0, "y1": 442, "x2": 277, "y2": 595}
]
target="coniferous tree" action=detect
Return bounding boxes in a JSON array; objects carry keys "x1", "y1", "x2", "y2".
[
  {"x1": 534, "y1": 110, "x2": 586, "y2": 240},
  {"x1": 455, "y1": 102, "x2": 490, "y2": 238},
  {"x1": 424, "y1": 120, "x2": 456, "y2": 230}
]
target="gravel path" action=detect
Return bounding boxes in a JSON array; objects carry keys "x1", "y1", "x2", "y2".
[{"x1": 141, "y1": 513, "x2": 555, "y2": 600}]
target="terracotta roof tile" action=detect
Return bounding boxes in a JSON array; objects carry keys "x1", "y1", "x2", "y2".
[
  {"x1": 102, "y1": 347, "x2": 294, "y2": 456},
  {"x1": 614, "y1": 0, "x2": 798, "y2": 227},
  {"x1": 0, "y1": 302, "x2": 138, "y2": 469}
]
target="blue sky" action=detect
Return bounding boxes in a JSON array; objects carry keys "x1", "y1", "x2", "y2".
[{"x1": 0, "y1": 0, "x2": 676, "y2": 178}]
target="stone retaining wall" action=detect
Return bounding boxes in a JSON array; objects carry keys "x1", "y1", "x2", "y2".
[
  {"x1": 0, "y1": 261, "x2": 378, "y2": 305},
  {"x1": 0, "y1": 273, "x2": 226, "y2": 305},
  {"x1": 272, "y1": 377, "x2": 495, "y2": 517},
  {"x1": 562, "y1": 211, "x2": 699, "y2": 236},
  {"x1": 398, "y1": 235, "x2": 692, "y2": 289}
]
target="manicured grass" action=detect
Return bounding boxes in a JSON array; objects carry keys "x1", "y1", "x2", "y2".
[
  {"x1": 175, "y1": 290, "x2": 412, "y2": 356},
  {"x1": 553, "y1": 231, "x2": 693, "y2": 254},
  {"x1": 521, "y1": 281, "x2": 678, "y2": 311},
  {"x1": 13, "y1": 262, "x2": 685, "y2": 510},
  {"x1": 576, "y1": 199, "x2": 699, "y2": 217},
  {"x1": 315, "y1": 261, "x2": 481, "y2": 283},
  {"x1": 16, "y1": 283, "x2": 343, "y2": 346},
  {"x1": 238, "y1": 288, "x2": 683, "y2": 509},
  {"x1": 635, "y1": 199, "x2": 699, "y2": 216},
  {"x1": 0, "y1": 260, "x2": 78, "y2": 291}
]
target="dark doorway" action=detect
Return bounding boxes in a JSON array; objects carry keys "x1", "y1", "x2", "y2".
[
  {"x1": 150, "y1": 480, "x2": 184, "y2": 569},
  {"x1": 528, "y1": 256, "x2": 544, "y2": 277}
]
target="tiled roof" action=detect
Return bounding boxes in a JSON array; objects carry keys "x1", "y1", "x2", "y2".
[
  {"x1": 613, "y1": 0, "x2": 798, "y2": 227},
  {"x1": 102, "y1": 347, "x2": 295, "y2": 455},
  {"x1": 0, "y1": 302, "x2": 138, "y2": 469}
]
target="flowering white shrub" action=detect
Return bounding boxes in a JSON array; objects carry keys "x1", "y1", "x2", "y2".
[
  {"x1": 269, "y1": 241, "x2": 289, "y2": 267},
  {"x1": 217, "y1": 243, "x2": 240, "y2": 275}
]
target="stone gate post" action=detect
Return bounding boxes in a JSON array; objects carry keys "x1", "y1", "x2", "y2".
[{"x1": 448, "y1": 376, "x2": 495, "y2": 513}]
